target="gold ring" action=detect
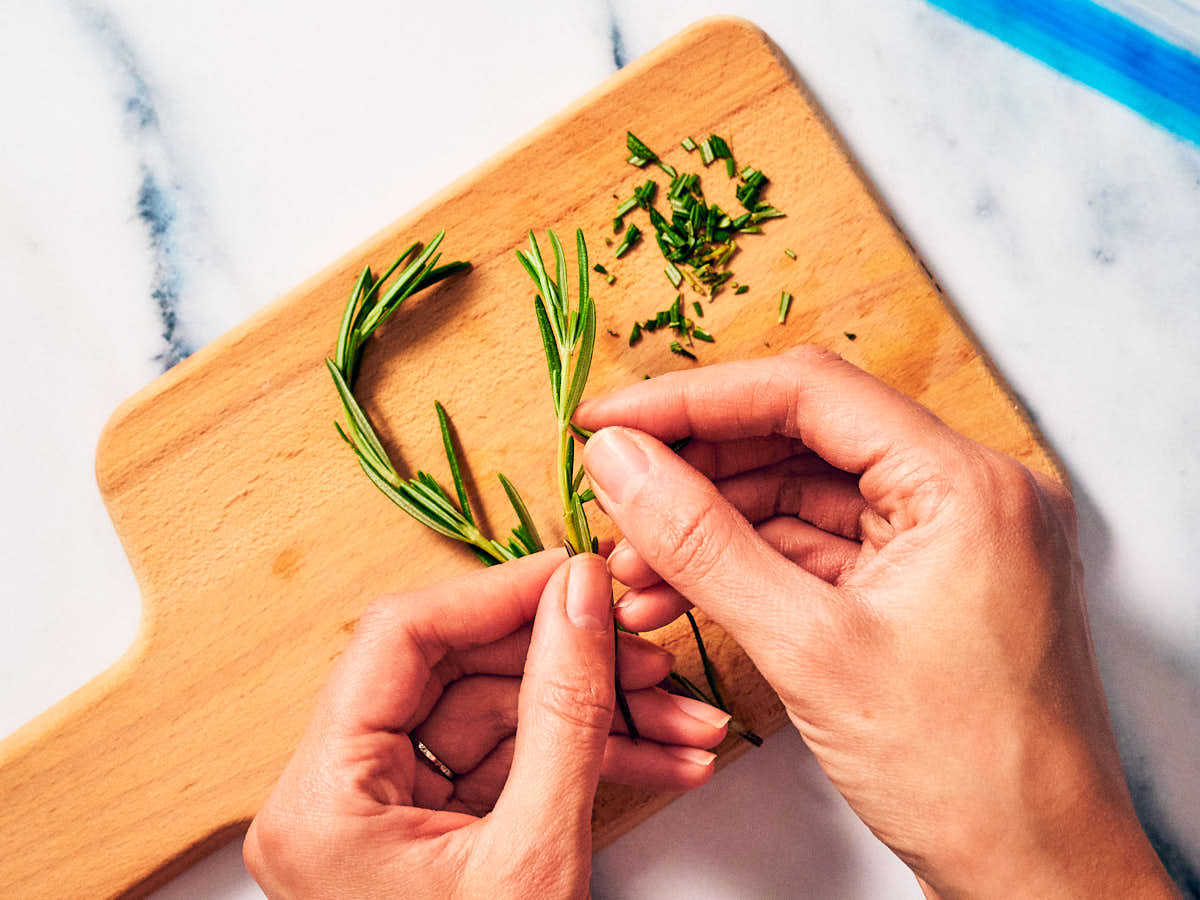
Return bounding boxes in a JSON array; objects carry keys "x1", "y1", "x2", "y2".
[{"x1": 413, "y1": 739, "x2": 456, "y2": 780}]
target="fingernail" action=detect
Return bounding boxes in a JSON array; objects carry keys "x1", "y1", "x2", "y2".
[
  {"x1": 668, "y1": 692, "x2": 732, "y2": 729},
  {"x1": 607, "y1": 541, "x2": 635, "y2": 574},
  {"x1": 584, "y1": 428, "x2": 649, "y2": 505},
  {"x1": 565, "y1": 554, "x2": 612, "y2": 633},
  {"x1": 613, "y1": 589, "x2": 638, "y2": 611},
  {"x1": 663, "y1": 745, "x2": 717, "y2": 767}
]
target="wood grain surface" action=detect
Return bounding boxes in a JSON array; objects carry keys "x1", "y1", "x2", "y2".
[{"x1": 0, "y1": 16, "x2": 1060, "y2": 899}]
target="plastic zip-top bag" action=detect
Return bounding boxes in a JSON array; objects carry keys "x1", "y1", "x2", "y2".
[{"x1": 929, "y1": 0, "x2": 1200, "y2": 145}]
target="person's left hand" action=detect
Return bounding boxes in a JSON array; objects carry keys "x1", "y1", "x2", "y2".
[{"x1": 244, "y1": 550, "x2": 728, "y2": 899}]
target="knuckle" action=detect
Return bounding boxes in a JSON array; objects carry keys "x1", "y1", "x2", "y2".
[
  {"x1": 243, "y1": 809, "x2": 292, "y2": 880},
  {"x1": 780, "y1": 343, "x2": 842, "y2": 369},
  {"x1": 987, "y1": 458, "x2": 1045, "y2": 525},
  {"x1": 652, "y1": 488, "x2": 730, "y2": 585},
  {"x1": 535, "y1": 672, "x2": 614, "y2": 733}
]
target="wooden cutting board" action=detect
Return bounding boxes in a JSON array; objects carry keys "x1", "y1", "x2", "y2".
[{"x1": 0, "y1": 16, "x2": 1060, "y2": 899}]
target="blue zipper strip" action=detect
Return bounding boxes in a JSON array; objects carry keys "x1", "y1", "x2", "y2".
[{"x1": 927, "y1": 0, "x2": 1200, "y2": 145}]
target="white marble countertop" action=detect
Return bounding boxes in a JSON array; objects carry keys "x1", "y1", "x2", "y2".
[{"x1": 2, "y1": 1, "x2": 1198, "y2": 897}]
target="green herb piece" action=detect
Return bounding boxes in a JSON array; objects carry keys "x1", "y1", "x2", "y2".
[
  {"x1": 625, "y1": 130, "x2": 675, "y2": 177},
  {"x1": 634, "y1": 179, "x2": 657, "y2": 209},
  {"x1": 784, "y1": 248, "x2": 797, "y2": 260},
  {"x1": 614, "y1": 223, "x2": 642, "y2": 258},
  {"x1": 844, "y1": 331, "x2": 857, "y2": 341},
  {"x1": 615, "y1": 197, "x2": 637, "y2": 219},
  {"x1": 515, "y1": 229, "x2": 595, "y2": 555},
  {"x1": 735, "y1": 284, "x2": 749, "y2": 295},
  {"x1": 629, "y1": 322, "x2": 643, "y2": 346},
  {"x1": 698, "y1": 137, "x2": 715, "y2": 166},
  {"x1": 707, "y1": 134, "x2": 735, "y2": 178},
  {"x1": 593, "y1": 263, "x2": 609, "y2": 275},
  {"x1": 435, "y1": 400, "x2": 473, "y2": 526},
  {"x1": 685, "y1": 610, "x2": 726, "y2": 710},
  {"x1": 692, "y1": 327, "x2": 715, "y2": 342},
  {"x1": 606, "y1": 328, "x2": 619, "y2": 337},
  {"x1": 670, "y1": 341, "x2": 697, "y2": 360},
  {"x1": 681, "y1": 136, "x2": 697, "y2": 152},
  {"x1": 736, "y1": 168, "x2": 766, "y2": 209},
  {"x1": 626, "y1": 130, "x2": 656, "y2": 168},
  {"x1": 665, "y1": 260, "x2": 683, "y2": 288},
  {"x1": 606, "y1": 274, "x2": 616, "y2": 285},
  {"x1": 778, "y1": 290, "x2": 793, "y2": 324},
  {"x1": 498, "y1": 472, "x2": 544, "y2": 554},
  {"x1": 518, "y1": 228, "x2": 641, "y2": 741},
  {"x1": 692, "y1": 301, "x2": 704, "y2": 317}
]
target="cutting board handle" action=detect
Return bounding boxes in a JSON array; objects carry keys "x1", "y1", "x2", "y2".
[{"x1": 0, "y1": 634, "x2": 256, "y2": 898}]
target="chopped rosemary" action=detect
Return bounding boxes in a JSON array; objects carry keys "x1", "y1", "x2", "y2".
[
  {"x1": 665, "y1": 260, "x2": 683, "y2": 288},
  {"x1": 778, "y1": 290, "x2": 793, "y2": 324},
  {"x1": 625, "y1": 131, "x2": 676, "y2": 177},
  {"x1": 593, "y1": 263, "x2": 608, "y2": 275},
  {"x1": 614, "y1": 223, "x2": 642, "y2": 258},
  {"x1": 735, "y1": 284, "x2": 749, "y2": 295},
  {"x1": 681, "y1": 136, "x2": 697, "y2": 152},
  {"x1": 692, "y1": 300, "x2": 704, "y2": 317},
  {"x1": 845, "y1": 331, "x2": 857, "y2": 340},
  {"x1": 707, "y1": 134, "x2": 735, "y2": 178},
  {"x1": 605, "y1": 129, "x2": 783, "y2": 301},
  {"x1": 670, "y1": 340, "x2": 697, "y2": 360},
  {"x1": 692, "y1": 327, "x2": 715, "y2": 342},
  {"x1": 606, "y1": 274, "x2": 616, "y2": 285},
  {"x1": 629, "y1": 322, "x2": 643, "y2": 346},
  {"x1": 784, "y1": 248, "x2": 797, "y2": 260}
]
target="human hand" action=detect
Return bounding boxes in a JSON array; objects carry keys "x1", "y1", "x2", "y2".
[
  {"x1": 244, "y1": 551, "x2": 728, "y2": 899},
  {"x1": 576, "y1": 347, "x2": 1174, "y2": 899}
]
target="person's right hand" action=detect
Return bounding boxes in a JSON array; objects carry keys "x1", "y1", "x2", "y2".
[{"x1": 576, "y1": 347, "x2": 1175, "y2": 899}]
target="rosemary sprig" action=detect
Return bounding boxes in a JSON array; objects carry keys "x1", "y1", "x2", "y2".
[
  {"x1": 516, "y1": 228, "x2": 598, "y2": 556},
  {"x1": 517, "y1": 228, "x2": 640, "y2": 740},
  {"x1": 327, "y1": 233, "x2": 542, "y2": 566}
]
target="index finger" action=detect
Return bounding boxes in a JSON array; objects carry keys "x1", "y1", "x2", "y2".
[
  {"x1": 317, "y1": 550, "x2": 568, "y2": 737},
  {"x1": 576, "y1": 346, "x2": 960, "y2": 493}
]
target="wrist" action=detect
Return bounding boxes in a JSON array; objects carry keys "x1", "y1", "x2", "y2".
[{"x1": 918, "y1": 749, "x2": 1175, "y2": 898}]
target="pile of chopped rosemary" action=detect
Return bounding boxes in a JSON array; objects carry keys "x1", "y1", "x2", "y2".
[{"x1": 605, "y1": 130, "x2": 787, "y2": 358}]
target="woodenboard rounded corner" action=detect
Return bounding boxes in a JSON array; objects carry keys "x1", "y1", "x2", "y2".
[{"x1": 679, "y1": 14, "x2": 772, "y2": 48}]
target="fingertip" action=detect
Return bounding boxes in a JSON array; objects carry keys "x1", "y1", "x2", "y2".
[
  {"x1": 613, "y1": 583, "x2": 693, "y2": 633},
  {"x1": 564, "y1": 553, "x2": 612, "y2": 633},
  {"x1": 607, "y1": 540, "x2": 662, "y2": 589}
]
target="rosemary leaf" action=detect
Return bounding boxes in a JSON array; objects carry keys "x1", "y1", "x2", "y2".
[
  {"x1": 563, "y1": 295, "x2": 596, "y2": 422},
  {"x1": 498, "y1": 473, "x2": 544, "y2": 552},
  {"x1": 325, "y1": 359, "x2": 392, "y2": 474},
  {"x1": 685, "y1": 610, "x2": 726, "y2": 711},
  {"x1": 614, "y1": 223, "x2": 642, "y2": 259},
  {"x1": 335, "y1": 265, "x2": 371, "y2": 374},
  {"x1": 670, "y1": 341, "x2": 697, "y2": 360},
  {"x1": 534, "y1": 297, "x2": 563, "y2": 411},
  {"x1": 435, "y1": 401, "x2": 473, "y2": 525}
]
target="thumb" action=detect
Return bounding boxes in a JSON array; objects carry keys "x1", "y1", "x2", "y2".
[
  {"x1": 490, "y1": 554, "x2": 614, "y2": 850},
  {"x1": 583, "y1": 426, "x2": 836, "y2": 663}
]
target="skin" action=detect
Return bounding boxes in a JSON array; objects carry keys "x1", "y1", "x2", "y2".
[
  {"x1": 248, "y1": 346, "x2": 1177, "y2": 898},
  {"x1": 574, "y1": 347, "x2": 1177, "y2": 899},
  {"x1": 244, "y1": 551, "x2": 728, "y2": 899}
]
